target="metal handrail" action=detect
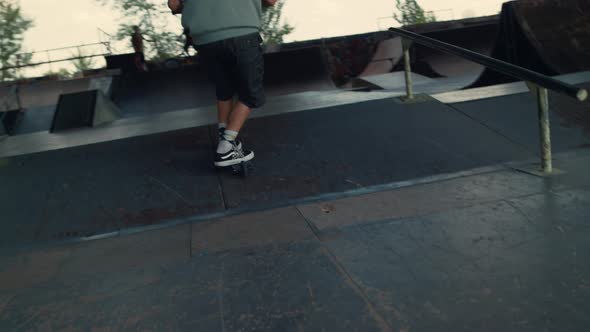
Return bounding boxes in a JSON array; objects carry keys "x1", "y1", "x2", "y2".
[
  {"x1": 0, "y1": 54, "x2": 111, "y2": 71},
  {"x1": 388, "y1": 27, "x2": 588, "y2": 102},
  {"x1": 14, "y1": 42, "x2": 110, "y2": 55},
  {"x1": 0, "y1": 42, "x2": 113, "y2": 72},
  {"x1": 388, "y1": 27, "x2": 589, "y2": 174}
]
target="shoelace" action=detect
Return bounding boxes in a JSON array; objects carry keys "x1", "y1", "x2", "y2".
[{"x1": 232, "y1": 141, "x2": 244, "y2": 159}]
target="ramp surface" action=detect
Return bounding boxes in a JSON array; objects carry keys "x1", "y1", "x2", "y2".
[
  {"x1": 1, "y1": 151, "x2": 590, "y2": 332},
  {"x1": 0, "y1": 97, "x2": 540, "y2": 248},
  {"x1": 448, "y1": 82, "x2": 590, "y2": 154}
]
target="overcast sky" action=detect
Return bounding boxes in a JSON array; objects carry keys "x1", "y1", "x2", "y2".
[{"x1": 17, "y1": 0, "x2": 508, "y2": 73}]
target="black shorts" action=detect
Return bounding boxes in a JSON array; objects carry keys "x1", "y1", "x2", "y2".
[{"x1": 197, "y1": 33, "x2": 266, "y2": 109}]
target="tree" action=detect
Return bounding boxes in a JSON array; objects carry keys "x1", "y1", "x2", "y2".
[
  {"x1": 393, "y1": 0, "x2": 436, "y2": 26},
  {"x1": 71, "y1": 49, "x2": 96, "y2": 73},
  {"x1": 261, "y1": 1, "x2": 294, "y2": 45},
  {"x1": 0, "y1": 0, "x2": 34, "y2": 82},
  {"x1": 43, "y1": 68, "x2": 71, "y2": 79},
  {"x1": 96, "y1": 0, "x2": 184, "y2": 60}
]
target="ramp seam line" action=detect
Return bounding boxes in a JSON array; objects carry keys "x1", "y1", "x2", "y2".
[
  {"x1": 446, "y1": 103, "x2": 535, "y2": 156},
  {"x1": 0, "y1": 163, "x2": 516, "y2": 253},
  {"x1": 294, "y1": 207, "x2": 395, "y2": 332}
]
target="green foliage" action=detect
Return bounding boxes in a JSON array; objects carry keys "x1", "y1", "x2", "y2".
[
  {"x1": 96, "y1": 0, "x2": 183, "y2": 60},
  {"x1": 0, "y1": 0, "x2": 34, "y2": 82},
  {"x1": 71, "y1": 49, "x2": 96, "y2": 73},
  {"x1": 43, "y1": 68, "x2": 71, "y2": 79},
  {"x1": 261, "y1": 1, "x2": 294, "y2": 45},
  {"x1": 97, "y1": 0, "x2": 294, "y2": 56},
  {"x1": 393, "y1": 0, "x2": 436, "y2": 26}
]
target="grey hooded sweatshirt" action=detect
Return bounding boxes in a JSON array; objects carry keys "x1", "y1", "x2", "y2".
[{"x1": 181, "y1": 0, "x2": 263, "y2": 45}]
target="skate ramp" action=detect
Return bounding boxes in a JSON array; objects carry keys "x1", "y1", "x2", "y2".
[
  {"x1": 50, "y1": 90, "x2": 121, "y2": 133},
  {"x1": 263, "y1": 47, "x2": 336, "y2": 96},
  {"x1": 358, "y1": 37, "x2": 403, "y2": 77},
  {"x1": 519, "y1": 0, "x2": 590, "y2": 74},
  {"x1": 113, "y1": 47, "x2": 336, "y2": 116},
  {"x1": 3, "y1": 89, "x2": 590, "y2": 247},
  {"x1": 405, "y1": 0, "x2": 590, "y2": 88},
  {"x1": 111, "y1": 65, "x2": 216, "y2": 116},
  {"x1": 4, "y1": 79, "x2": 90, "y2": 109},
  {"x1": 351, "y1": 72, "x2": 434, "y2": 91},
  {"x1": 344, "y1": 37, "x2": 404, "y2": 90},
  {"x1": 348, "y1": 22, "x2": 497, "y2": 93},
  {"x1": 0, "y1": 97, "x2": 538, "y2": 246},
  {"x1": 347, "y1": 17, "x2": 498, "y2": 91},
  {"x1": 472, "y1": 0, "x2": 590, "y2": 87},
  {"x1": 0, "y1": 75, "x2": 117, "y2": 134},
  {"x1": 413, "y1": 25, "x2": 495, "y2": 79},
  {"x1": 352, "y1": 0, "x2": 590, "y2": 91}
]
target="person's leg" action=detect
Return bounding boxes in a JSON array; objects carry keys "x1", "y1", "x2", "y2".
[
  {"x1": 214, "y1": 33, "x2": 264, "y2": 166},
  {"x1": 204, "y1": 45, "x2": 236, "y2": 141},
  {"x1": 216, "y1": 100, "x2": 250, "y2": 155},
  {"x1": 215, "y1": 102, "x2": 255, "y2": 166},
  {"x1": 219, "y1": 34, "x2": 265, "y2": 144},
  {"x1": 217, "y1": 99, "x2": 233, "y2": 126},
  {"x1": 217, "y1": 101, "x2": 250, "y2": 150},
  {"x1": 225, "y1": 101, "x2": 251, "y2": 132},
  {"x1": 217, "y1": 99, "x2": 233, "y2": 140}
]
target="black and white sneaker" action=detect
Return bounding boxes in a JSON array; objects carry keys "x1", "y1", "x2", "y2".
[{"x1": 214, "y1": 140, "x2": 254, "y2": 167}]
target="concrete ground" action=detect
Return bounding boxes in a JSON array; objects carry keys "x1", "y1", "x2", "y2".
[
  {"x1": 1, "y1": 149, "x2": 589, "y2": 331},
  {"x1": 1, "y1": 72, "x2": 589, "y2": 331}
]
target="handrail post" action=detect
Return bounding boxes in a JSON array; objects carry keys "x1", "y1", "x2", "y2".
[
  {"x1": 536, "y1": 87, "x2": 553, "y2": 173},
  {"x1": 402, "y1": 38, "x2": 414, "y2": 100}
]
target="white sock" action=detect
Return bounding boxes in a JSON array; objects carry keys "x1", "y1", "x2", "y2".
[
  {"x1": 217, "y1": 140, "x2": 233, "y2": 154},
  {"x1": 223, "y1": 130, "x2": 238, "y2": 141},
  {"x1": 218, "y1": 123, "x2": 226, "y2": 130},
  {"x1": 217, "y1": 130, "x2": 239, "y2": 154}
]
